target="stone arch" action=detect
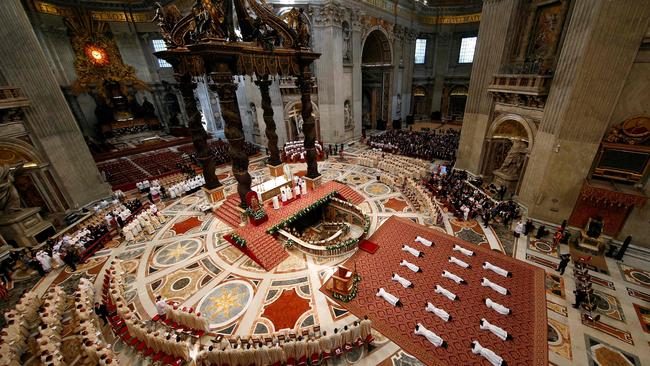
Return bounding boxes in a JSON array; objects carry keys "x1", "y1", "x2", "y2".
[
  {"x1": 361, "y1": 28, "x2": 392, "y2": 65},
  {"x1": 283, "y1": 100, "x2": 320, "y2": 142},
  {"x1": 488, "y1": 114, "x2": 537, "y2": 147},
  {"x1": 0, "y1": 138, "x2": 44, "y2": 166}
]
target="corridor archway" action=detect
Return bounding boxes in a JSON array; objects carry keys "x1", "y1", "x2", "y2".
[{"x1": 361, "y1": 29, "x2": 392, "y2": 130}]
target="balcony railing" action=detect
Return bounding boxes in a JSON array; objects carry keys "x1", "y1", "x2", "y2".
[
  {"x1": 0, "y1": 86, "x2": 29, "y2": 110},
  {"x1": 487, "y1": 74, "x2": 553, "y2": 96}
]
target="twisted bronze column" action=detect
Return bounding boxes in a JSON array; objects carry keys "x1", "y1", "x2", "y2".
[
  {"x1": 176, "y1": 72, "x2": 221, "y2": 189},
  {"x1": 254, "y1": 74, "x2": 281, "y2": 166},
  {"x1": 296, "y1": 70, "x2": 320, "y2": 178},
  {"x1": 209, "y1": 64, "x2": 252, "y2": 207}
]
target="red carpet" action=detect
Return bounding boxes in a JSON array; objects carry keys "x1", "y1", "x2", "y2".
[
  {"x1": 221, "y1": 181, "x2": 365, "y2": 271},
  {"x1": 359, "y1": 240, "x2": 379, "y2": 254},
  {"x1": 321, "y1": 216, "x2": 547, "y2": 366},
  {"x1": 261, "y1": 288, "x2": 311, "y2": 330}
]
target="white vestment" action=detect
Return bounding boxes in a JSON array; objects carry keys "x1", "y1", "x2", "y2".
[
  {"x1": 480, "y1": 318, "x2": 509, "y2": 341},
  {"x1": 434, "y1": 285, "x2": 457, "y2": 301},
  {"x1": 402, "y1": 245, "x2": 422, "y2": 258},
  {"x1": 376, "y1": 288, "x2": 400, "y2": 307},
  {"x1": 414, "y1": 236, "x2": 432, "y2": 247},
  {"x1": 471, "y1": 340, "x2": 504, "y2": 366},
  {"x1": 485, "y1": 298, "x2": 511, "y2": 315},
  {"x1": 425, "y1": 302, "x2": 450, "y2": 322},
  {"x1": 392, "y1": 273, "x2": 412, "y2": 288},
  {"x1": 449, "y1": 256, "x2": 470, "y2": 268},
  {"x1": 453, "y1": 244, "x2": 474, "y2": 257},
  {"x1": 400, "y1": 259, "x2": 420, "y2": 273},
  {"x1": 481, "y1": 278, "x2": 508, "y2": 295},
  {"x1": 414, "y1": 323, "x2": 444, "y2": 347},
  {"x1": 483, "y1": 262, "x2": 511, "y2": 277},
  {"x1": 442, "y1": 270, "x2": 465, "y2": 284}
]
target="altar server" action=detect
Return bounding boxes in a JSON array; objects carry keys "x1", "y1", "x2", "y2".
[
  {"x1": 442, "y1": 270, "x2": 466, "y2": 284},
  {"x1": 402, "y1": 244, "x2": 424, "y2": 258},
  {"x1": 400, "y1": 259, "x2": 422, "y2": 273},
  {"x1": 481, "y1": 277, "x2": 509, "y2": 295},
  {"x1": 376, "y1": 287, "x2": 403, "y2": 307},
  {"x1": 414, "y1": 236, "x2": 433, "y2": 247},
  {"x1": 318, "y1": 331, "x2": 332, "y2": 360},
  {"x1": 448, "y1": 256, "x2": 470, "y2": 268},
  {"x1": 480, "y1": 318, "x2": 512, "y2": 341},
  {"x1": 360, "y1": 316, "x2": 374, "y2": 343},
  {"x1": 471, "y1": 340, "x2": 506, "y2": 366},
  {"x1": 425, "y1": 302, "x2": 451, "y2": 322},
  {"x1": 483, "y1": 261, "x2": 512, "y2": 277},
  {"x1": 484, "y1": 298, "x2": 511, "y2": 315},
  {"x1": 414, "y1": 323, "x2": 446, "y2": 348},
  {"x1": 434, "y1": 285, "x2": 458, "y2": 301},
  {"x1": 453, "y1": 244, "x2": 474, "y2": 256},
  {"x1": 392, "y1": 273, "x2": 414, "y2": 288}
]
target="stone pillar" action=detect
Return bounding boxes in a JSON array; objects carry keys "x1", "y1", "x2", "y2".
[
  {"x1": 0, "y1": 0, "x2": 110, "y2": 208},
  {"x1": 455, "y1": 0, "x2": 522, "y2": 174},
  {"x1": 255, "y1": 75, "x2": 281, "y2": 166},
  {"x1": 310, "y1": 2, "x2": 345, "y2": 143},
  {"x1": 210, "y1": 64, "x2": 252, "y2": 207},
  {"x1": 176, "y1": 73, "x2": 221, "y2": 190},
  {"x1": 351, "y1": 11, "x2": 363, "y2": 139},
  {"x1": 431, "y1": 31, "x2": 452, "y2": 114},
  {"x1": 518, "y1": 0, "x2": 650, "y2": 222},
  {"x1": 400, "y1": 30, "x2": 417, "y2": 122},
  {"x1": 297, "y1": 70, "x2": 320, "y2": 180}
]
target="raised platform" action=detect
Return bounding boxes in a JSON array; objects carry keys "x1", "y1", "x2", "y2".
[
  {"x1": 321, "y1": 216, "x2": 547, "y2": 366},
  {"x1": 220, "y1": 181, "x2": 364, "y2": 271}
]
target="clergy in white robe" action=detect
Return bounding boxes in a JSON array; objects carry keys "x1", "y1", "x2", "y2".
[
  {"x1": 434, "y1": 285, "x2": 458, "y2": 301},
  {"x1": 471, "y1": 340, "x2": 505, "y2": 366},
  {"x1": 402, "y1": 244, "x2": 424, "y2": 258},
  {"x1": 452, "y1": 244, "x2": 474, "y2": 256},
  {"x1": 483, "y1": 261, "x2": 512, "y2": 277},
  {"x1": 448, "y1": 256, "x2": 470, "y2": 268},
  {"x1": 400, "y1": 259, "x2": 422, "y2": 273},
  {"x1": 414, "y1": 236, "x2": 433, "y2": 247},
  {"x1": 376, "y1": 288, "x2": 402, "y2": 307},
  {"x1": 481, "y1": 277, "x2": 509, "y2": 295},
  {"x1": 484, "y1": 298, "x2": 511, "y2": 315},
  {"x1": 425, "y1": 302, "x2": 451, "y2": 322},
  {"x1": 442, "y1": 270, "x2": 467, "y2": 284},
  {"x1": 414, "y1": 323, "x2": 446, "y2": 348},
  {"x1": 392, "y1": 273, "x2": 414, "y2": 288},
  {"x1": 480, "y1": 318, "x2": 512, "y2": 341}
]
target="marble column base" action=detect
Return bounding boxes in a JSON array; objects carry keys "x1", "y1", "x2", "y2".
[
  {"x1": 0, "y1": 207, "x2": 55, "y2": 247},
  {"x1": 203, "y1": 186, "x2": 225, "y2": 205},
  {"x1": 267, "y1": 163, "x2": 285, "y2": 178},
  {"x1": 492, "y1": 170, "x2": 519, "y2": 198},
  {"x1": 304, "y1": 175, "x2": 322, "y2": 191}
]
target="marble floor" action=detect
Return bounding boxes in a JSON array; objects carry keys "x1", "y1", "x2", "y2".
[{"x1": 31, "y1": 150, "x2": 650, "y2": 366}]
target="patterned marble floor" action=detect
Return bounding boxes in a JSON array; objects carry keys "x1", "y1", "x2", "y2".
[{"x1": 29, "y1": 152, "x2": 650, "y2": 366}]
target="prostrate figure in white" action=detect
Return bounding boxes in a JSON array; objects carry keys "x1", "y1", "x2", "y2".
[
  {"x1": 400, "y1": 259, "x2": 422, "y2": 273},
  {"x1": 442, "y1": 270, "x2": 467, "y2": 285},
  {"x1": 481, "y1": 277, "x2": 509, "y2": 295},
  {"x1": 480, "y1": 318, "x2": 512, "y2": 341},
  {"x1": 425, "y1": 302, "x2": 451, "y2": 322},
  {"x1": 448, "y1": 256, "x2": 470, "y2": 269},
  {"x1": 376, "y1": 288, "x2": 403, "y2": 307},
  {"x1": 483, "y1": 261, "x2": 512, "y2": 277},
  {"x1": 402, "y1": 244, "x2": 424, "y2": 258},
  {"x1": 434, "y1": 285, "x2": 458, "y2": 301},
  {"x1": 484, "y1": 298, "x2": 511, "y2": 315},
  {"x1": 471, "y1": 340, "x2": 506, "y2": 366},
  {"x1": 414, "y1": 323, "x2": 447, "y2": 348},
  {"x1": 453, "y1": 244, "x2": 474, "y2": 257},
  {"x1": 392, "y1": 273, "x2": 414, "y2": 288},
  {"x1": 414, "y1": 236, "x2": 432, "y2": 247}
]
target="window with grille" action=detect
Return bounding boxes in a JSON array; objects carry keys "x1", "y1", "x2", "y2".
[
  {"x1": 414, "y1": 39, "x2": 427, "y2": 64},
  {"x1": 152, "y1": 39, "x2": 171, "y2": 68},
  {"x1": 458, "y1": 36, "x2": 477, "y2": 63}
]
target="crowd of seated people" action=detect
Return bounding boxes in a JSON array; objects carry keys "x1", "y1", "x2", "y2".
[
  {"x1": 427, "y1": 170, "x2": 520, "y2": 226},
  {"x1": 178, "y1": 139, "x2": 260, "y2": 167},
  {"x1": 367, "y1": 129, "x2": 460, "y2": 162}
]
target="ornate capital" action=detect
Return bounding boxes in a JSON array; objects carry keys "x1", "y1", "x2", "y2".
[{"x1": 310, "y1": 2, "x2": 345, "y2": 27}]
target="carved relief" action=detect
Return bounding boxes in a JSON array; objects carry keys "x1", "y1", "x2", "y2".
[{"x1": 344, "y1": 100, "x2": 353, "y2": 131}]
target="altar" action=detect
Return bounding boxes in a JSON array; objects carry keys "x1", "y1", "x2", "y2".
[{"x1": 252, "y1": 176, "x2": 292, "y2": 202}]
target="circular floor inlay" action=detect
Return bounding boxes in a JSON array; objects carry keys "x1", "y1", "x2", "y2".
[
  {"x1": 631, "y1": 271, "x2": 650, "y2": 284},
  {"x1": 197, "y1": 280, "x2": 253, "y2": 328},
  {"x1": 171, "y1": 277, "x2": 191, "y2": 291},
  {"x1": 535, "y1": 241, "x2": 552, "y2": 252},
  {"x1": 153, "y1": 239, "x2": 201, "y2": 266},
  {"x1": 593, "y1": 293, "x2": 611, "y2": 311},
  {"x1": 547, "y1": 324, "x2": 560, "y2": 344}
]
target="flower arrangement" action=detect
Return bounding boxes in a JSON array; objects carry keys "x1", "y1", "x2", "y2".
[
  {"x1": 231, "y1": 233, "x2": 247, "y2": 248},
  {"x1": 332, "y1": 274, "x2": 361, "y2": 303}
]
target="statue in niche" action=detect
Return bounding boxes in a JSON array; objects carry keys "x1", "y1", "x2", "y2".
[
  {"x1": 495, "y1": 140, "x2": 528, "y2": 177},
  {"x1": 342, "y1": 21, "x2": 351, "y2": 62},
  {"x1": 0, "y1": 163, "x2": 25, "y2": 214},
  {"x1": 344, "y1": 100, "x2": 353, "y2": 131},
  {"x1": 396, "y1": 94, "x2": 402, "y2": 117}
]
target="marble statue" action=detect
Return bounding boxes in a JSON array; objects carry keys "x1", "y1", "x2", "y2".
[
  {"x1": 344, "y1": 100, "x2": 353, "y2": 131},
  {"x1": 495, "y1": 140, "x2": 527, "y2": 177},
  {"x1": 0, "y1": 164, "x2": 24, "y2": 214}
]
